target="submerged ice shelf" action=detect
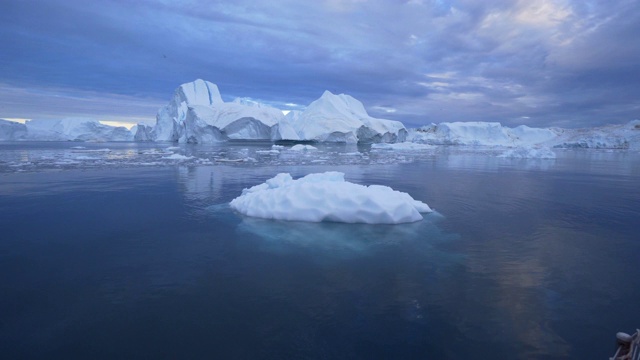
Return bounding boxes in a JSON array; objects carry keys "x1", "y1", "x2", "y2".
[{"x1": 229, "y1": 172, "x2": 432, "y2": 224}]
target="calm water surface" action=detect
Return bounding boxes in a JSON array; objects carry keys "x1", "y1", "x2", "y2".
[{"x1": 1, "y1": 143, "x2": 639, "y2": 359}]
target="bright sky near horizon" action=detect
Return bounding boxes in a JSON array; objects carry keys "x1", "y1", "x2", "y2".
[{"x1": 1, "y1": 0, "x2": 638, "y2": 128}]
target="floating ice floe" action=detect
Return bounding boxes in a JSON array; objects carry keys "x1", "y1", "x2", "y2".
[
  {"x1": 498, "y1": 146, "x2": 556, "y2": 159},
  {"x1": 0, "y1": 119, "x2": 28, "y2": 141},
  {"x1": 162, "y1": 153, "x2": 193, "y2": 160},
  {"x1": 372, "y1": 142, "x2": 436, "y2": 151},
  {"x1": 289, "y1": 144, "x2": 318, "y2": 151},
  {"x1": 229, "y1": 172, "x2": 432, "y2": 224}
]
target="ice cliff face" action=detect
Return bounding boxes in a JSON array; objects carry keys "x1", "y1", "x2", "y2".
[
  {"x1": 407, "y1": 120, "x2": 640, "y2": 149},
  {"x1": 407, "y1": 122, "x2": 556, "y2": 146},
  {"x1": 132, "y1": 123, "x2": 154, "y2": 141},
  {"x1": 288, "y1": 91, "x2": 407, "y2": 143},
  {"x1": 550, "y1": 120, "x2": 640, "y2": 150},
  {"x1": 0, "y1": 119, "x2": 28, "y2": 141},
  {"x1": 25, "y1": 119, "x2": 133, "y2": 142},
  {"x1": 151, "y1": 79, "x2": 285, "y2": 143},
  {"x1": 150, "y1": 80, "x2": 406, "y2": 144}
]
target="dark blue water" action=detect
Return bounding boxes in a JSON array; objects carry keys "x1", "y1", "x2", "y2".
[{"x1": 1, "y1": 145, "x2": 639, "y2": 359}]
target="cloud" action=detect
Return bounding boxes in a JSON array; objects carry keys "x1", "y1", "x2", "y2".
[
  {"x1": 1, "y1": 0, "x2": 639, "y2": 128},
  {"x1": 0, "y1": 83, "x2": 162, "y2": 125}
]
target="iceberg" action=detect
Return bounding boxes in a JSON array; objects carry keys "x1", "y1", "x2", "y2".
[
  {"x1": 132, "y1": 123, "x2": 153, "y2": 141},
  {"x1": 408, "y1": 122, "x2": 523, "y2": 146},
  {"x1": 551, "y1": 120, "x2": 640, "y2": 150},
  {"x1": 229, "y1": 172, "x2": 432, "y2": 224},
  {"x1": 25, "y1": 119, "x2": 133, "y2": 142},
  {"x1": 406, "y1": 120, "x2": 640, "y2": 149},
  {"x1": 150, "y1": 81, "x2": 407, "y2": 144},
  {"x1": 288, "y1": 91, "x2": 407, "y2": 143},
  {"x1": 151, "y1": 79, "x2": 285, "y2": 143},
  {"x1": 0, "y1": 119, "x2": 28, "y2": 141}
]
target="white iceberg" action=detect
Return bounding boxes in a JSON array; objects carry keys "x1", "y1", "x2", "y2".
[
  {"x1": 0, "y1": 119, "x2": 27, "y2": 141},
  {"x1": 25, "y1": 118, "x2": 133, "y2": 142},
  {"x1": 551, "y1": 120, "x2": 640, "y2": 150},
  {"x1": 151, "y1": 81, "x2": 407, "y2": 144},
  {"x1": 152, "y1": 79, "x2": 285, "y2": 143},
  {"x1": 406, "y1": 120, "x2": 639, "y2": 149},
  {"x1": 407, "y1": 121, "x2": 548, "y2": 146},
  {"x1": 288, "y1": 91, "x2": 407, "y2": 143},
  {"x1": 229, "y1": 172, "x2": 432, "y2": 224}
]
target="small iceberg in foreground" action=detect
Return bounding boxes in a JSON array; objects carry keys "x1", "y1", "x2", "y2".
[{"x1": 229, "y1": 172, "x2": 432, "y2": 224}]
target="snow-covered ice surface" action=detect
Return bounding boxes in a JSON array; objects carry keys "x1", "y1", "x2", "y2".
[
  {"x1": 285, "y1": 91, "x2": 407, "y2": 143},
  {"x1": 229, "y1": 172, "x2": 432, "y2": 224}
]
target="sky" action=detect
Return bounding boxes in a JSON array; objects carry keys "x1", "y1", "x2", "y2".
[{"x1": 1, "y1": 0, "x2": 639, "y2": 128}]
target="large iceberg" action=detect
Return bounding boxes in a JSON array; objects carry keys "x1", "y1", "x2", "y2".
[
  {"x1": 407, "y1": 122, "x2": 556, "y2": 147},
  {"x1": 152, "y1": 79, "x2": 285, "y2": 143},
  {"x1": 0, "y1": 119, "x2": 28, "y2": 141},
  {"x1": 406, "y1": 120, "x2": 640, "y2": 149},
  {"x1": 25, "y1": 119, "x2": 133, "y2": 142},
  {"x1": 151, "y1": 80, "x2": 407, "y2": 144},
  {"x1": 551, "y1": 120, "x2": 640, "y2": 150},
  {"x1": 229, "y1": 172, "x2": 432, "y2": 224},
  {"x1": 284, "y1": 91, "x2": 407, "y2": 143}
]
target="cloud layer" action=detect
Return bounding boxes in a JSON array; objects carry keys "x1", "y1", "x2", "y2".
[{"x1": 1, "y1": 0, "x2": 639, "y2": 127}]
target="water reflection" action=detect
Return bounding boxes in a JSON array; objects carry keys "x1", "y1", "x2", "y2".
[
  {"x1": 2, "y1": 146, "x2": 639, "y2": 359},
  {"x1": 235, "y1": 211, "x2": 450, "y2": 258}
]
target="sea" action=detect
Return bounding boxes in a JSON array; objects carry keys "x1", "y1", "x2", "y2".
[{"x1": 1, "y1": 141, "x2": 639, "y2": 359}]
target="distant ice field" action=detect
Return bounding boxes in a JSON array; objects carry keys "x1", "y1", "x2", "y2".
[{"x1": 0, "y1": 140, "x2": 593, "y2": 173}]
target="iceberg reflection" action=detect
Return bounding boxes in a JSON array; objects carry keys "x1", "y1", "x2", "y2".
[{"x1": 209, "y1": 204, "x2": 456, "y2": 260}]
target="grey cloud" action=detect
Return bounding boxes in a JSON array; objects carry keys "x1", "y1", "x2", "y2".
[{"x1": 0, "y1": 0, "x2": 638, "y2": 128}]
